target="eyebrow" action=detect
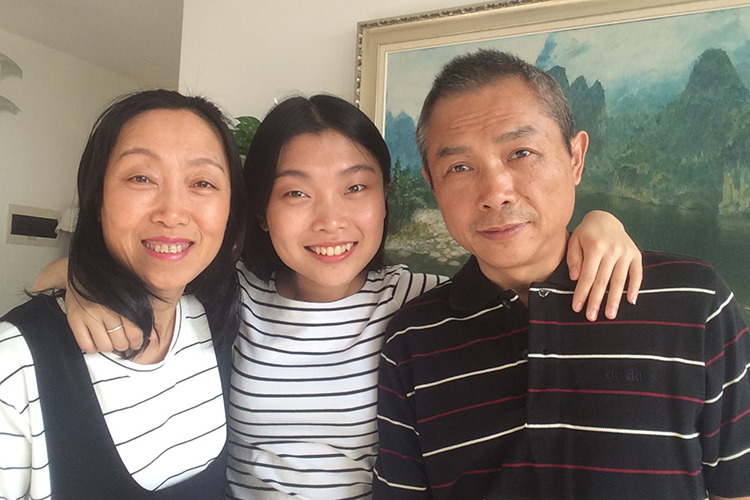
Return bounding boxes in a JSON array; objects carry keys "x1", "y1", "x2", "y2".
[
  {"x1": 118, "y1": 147, "x2": 227, "y2": 171},
  {"x1": 275, "y1": 163, "x2": 379, "y2": 179},
  {"x1": 434, "y1": 125, "x2": 539, "y2": 159}
]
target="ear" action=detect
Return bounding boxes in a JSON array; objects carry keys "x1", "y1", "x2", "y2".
[
  {"x1": 569, "y1": 131, "x2": 589, "y2": 186},
  {"x1": 258, "y1": 213, "x2": 269, "y2": 232},
  {"x1": 421, "y1": 166, "x2": 434, "y2": 189}
]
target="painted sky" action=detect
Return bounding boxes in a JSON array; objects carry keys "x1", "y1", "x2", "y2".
[{"x1": 385, "y1": 5, "x2": 750, "y2": 120}]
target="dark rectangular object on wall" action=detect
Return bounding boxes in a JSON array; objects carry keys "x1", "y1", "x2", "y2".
[{"x1": 10, "y1": 213, "x2": 58, "y2": 239}]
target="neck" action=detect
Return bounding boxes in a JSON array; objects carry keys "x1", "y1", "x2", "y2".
[
  {"x1": 478, "y1": 232, "x2": 568, "y2": 306},
  {"x1": 131, "y1": 291, "x2": 181, "y2": 364},
  {"x1": 275, "y1": 269, "x2": 366, "y2": 303}
]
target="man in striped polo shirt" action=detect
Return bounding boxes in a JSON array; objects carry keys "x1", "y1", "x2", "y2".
[{"x1": 372, "y1": 49, "x2": 750, "y2": 500}]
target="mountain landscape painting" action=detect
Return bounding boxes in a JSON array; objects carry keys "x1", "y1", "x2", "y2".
[{"x1": 382, "y1": 4, "x2": 750, "y2": 322}]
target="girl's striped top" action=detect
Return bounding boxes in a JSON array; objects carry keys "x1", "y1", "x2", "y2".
[
  {"x1": 227, "y1": 263, "x2": 446, "y2": 499},
  {"x1": 0, "y1": 295, "x2": 227, "y2": 500}
]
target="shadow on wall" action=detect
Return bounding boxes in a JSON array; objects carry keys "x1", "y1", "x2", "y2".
[{"x1": 0, "y1": 51, "x2": 22, "y2": 114}]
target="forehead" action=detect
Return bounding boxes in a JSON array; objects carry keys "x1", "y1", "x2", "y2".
[
  {"x1": 116, "y1": 109, "x2": 221, "y2": 148},
  {"x1": 277, "y1": 130, "x2": 382, "y2": 177},
  {"x1": 426, "y1": 78, "x2": 561, "y2": 148}
]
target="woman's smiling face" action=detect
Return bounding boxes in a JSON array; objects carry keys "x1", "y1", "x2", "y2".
[
  {"x1": 99, "y1": 109, "x2": 231, "y2": 301},
  {"x1": 263, "y1": 130, "x2": 387, "y2": 302}
]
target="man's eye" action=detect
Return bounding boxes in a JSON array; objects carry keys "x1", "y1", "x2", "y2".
[
  {"x1": 347, "y1": 184, "x2": 366, "y2": 193},
  {"x1": 450, "y1": 164, "x2": 470, "y2": 173},
  {"x1": 512, "y1": 149, "x2": 532, "y2": 159}
]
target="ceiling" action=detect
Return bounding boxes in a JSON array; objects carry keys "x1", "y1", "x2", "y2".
[{"x1": 0, "y1": 0, "x2": 184, "y2": 89}]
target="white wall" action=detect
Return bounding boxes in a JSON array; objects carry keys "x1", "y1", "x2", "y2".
[
  {"x1": 179, "y1": 0, "x2": 476, "y2": 119},
  {"x1": 0, "y1": 28, "x2": 140, "y2": 314}
]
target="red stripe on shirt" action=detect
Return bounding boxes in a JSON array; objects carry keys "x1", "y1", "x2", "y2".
[
  {"x1": 705, "y1": 406, "x2": 750, "y2": 439},
  {"x1": 418, "y1": 393, "x2": 527, "y2": 424},
  {"x1": 432, "y1": 463, "x2": 702, "y2": 489},
  {"x1": 706, "y1": 326, "x2": 749, "y2": 367},
  {"x1": 528, "y1": 387, "x2": 704, "y2": 404},
  {"x1": 397, "y1": 327, "x2": 528, "y2": 367}
]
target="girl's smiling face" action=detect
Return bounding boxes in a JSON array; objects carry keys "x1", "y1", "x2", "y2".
[{"x1": 263, "y1": 130, "x2": 387, "y2": 302}]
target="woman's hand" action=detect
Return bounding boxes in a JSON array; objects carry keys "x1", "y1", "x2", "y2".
[
  {"x1": 34, "y1": 258, "x2": 145, "y2": 353},
  {"x1": 568, "y1": 210, "x2": 642, "y2": 321}
]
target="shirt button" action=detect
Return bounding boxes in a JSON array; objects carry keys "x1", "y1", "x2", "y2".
[
  {"x1": 538, "y1": 289, "x2": 550, "y2": 298},
  {"x1": 501, "y1": 299, "x2": 512, "y2": 309}
]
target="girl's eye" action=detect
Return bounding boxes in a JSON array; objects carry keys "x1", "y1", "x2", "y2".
[
  {"x1": 512, "y1": 149, "x2": 532, "y2": 159},
  {"x1": 285, "y1": 190, "x2": 307, "y2": 198},
  {"x1": 346, "y1": 184, "x2": 366, "y2": 193}
]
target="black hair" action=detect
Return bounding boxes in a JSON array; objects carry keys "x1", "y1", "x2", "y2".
[
  {"x1": 70, "y1": 89, "x2": 247, "y2": 356},
  {"x1": 241, "y1": 94, "x2": 391, "y2": 282},
  {"x1": 417, "y1": 49, "x2": 575, "y2": 182}
]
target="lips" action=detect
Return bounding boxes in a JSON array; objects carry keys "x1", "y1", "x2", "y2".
[
  {"x1": 477, "y1": 222, "x2": 528, "y2": 241},
  {"x1": 307, "y1": 242, "x2": 355, "y2": 256}
]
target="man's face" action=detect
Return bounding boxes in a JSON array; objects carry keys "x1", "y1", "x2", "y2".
[{"x1": 423, "y1": 77, "x2": 588, "y2": 286}]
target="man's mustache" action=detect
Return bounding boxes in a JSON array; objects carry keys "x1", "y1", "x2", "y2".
[{"x1": 469, "y1": 206, "x2": 538, "y2": 232}]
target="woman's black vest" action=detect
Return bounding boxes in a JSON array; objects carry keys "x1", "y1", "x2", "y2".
[{"x1": 2, "y1": 295, "x2": 232, "y2": 499}]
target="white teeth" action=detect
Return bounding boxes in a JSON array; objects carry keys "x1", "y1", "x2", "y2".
[
  {"x1": 311, "y1": 242, "x2": 353, "y2": 256},
  {"x1": 144, "y1": 241, "x2": 191, "y2": 254}
]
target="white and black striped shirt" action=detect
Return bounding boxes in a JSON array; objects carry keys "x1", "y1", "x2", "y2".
[
  {"x1": 227, "y1": 264, "x2": 446, "y2": 499},
  {"x1": 0, "y1": 295, "x2": 226, "y2": 500}
]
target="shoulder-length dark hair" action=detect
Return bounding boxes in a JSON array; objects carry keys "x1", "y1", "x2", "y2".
[
  {"x1": 242, "y1": 94, "x2": 391, "y2": 282},
  {"x1": 70, "y1": 89, "x2": 247, "y2": 353}
]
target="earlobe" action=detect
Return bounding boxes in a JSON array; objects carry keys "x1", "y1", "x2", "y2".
[
  {"x1": 258, "y1": 214, "x2": 269, "y2": 232},
  {"x1": 570, "y1": 131, "x2": 589, "y2": 185}
]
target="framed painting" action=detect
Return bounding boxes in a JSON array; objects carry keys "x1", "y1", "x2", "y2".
[{"x1": 356, "y1": 0, "x2": 750, "y2": 322}]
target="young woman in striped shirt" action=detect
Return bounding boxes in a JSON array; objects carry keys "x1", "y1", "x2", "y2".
[{"x1": 34, "y1": 94, "x2": 641, "y2": 499}]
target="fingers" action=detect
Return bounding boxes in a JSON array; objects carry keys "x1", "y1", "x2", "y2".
[
  {"x1": 570, "y1": 239, "x2": 606, "y2": 315},
  {"x1": 566, "y1": 233, "x2": 583, "y2": 283},
  {"x1": 65, "y1": 287, "x2": 143, "y2": 353},
  {"x1": 626, "y1": 254, "x2": 643, "y2": 306},
  {"x1": 122, "y1": 316, "x2": 145, "y2": 351},
  {"x1": 603, "y1": 258, "x2": 630, "y2": 320},
  {"x1": 577, "y1": 244, "x2": 617, "y2": 321}
]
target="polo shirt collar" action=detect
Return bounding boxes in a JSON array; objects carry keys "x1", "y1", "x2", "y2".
[{"x1": 449, "y1": 254, "x2": 574, "y2": 311}]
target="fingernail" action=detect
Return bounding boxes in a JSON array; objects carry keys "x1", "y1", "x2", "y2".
[
  {"x1": 573, "y1": 301, "x2": 583, "y2": 312},
  {"x1": 606, "y1": 306, "x2": 617, "y2": 319},
  {"x1": 587, "y1": 308, "x2": 598, "y2": 321},
  {"x1": 630, "y1": 294, "x2": 638, "y2": 305}
]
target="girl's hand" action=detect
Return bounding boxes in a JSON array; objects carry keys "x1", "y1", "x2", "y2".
[
  {"x1": 65, "y1": 286, "x2": 144, "y2": 353},
  {"x1": 34, "y1": 258, "x2": 144, "y2": 353},
  {"x1": 568, "y1": 210, "x2": 642, "y2": 321}
]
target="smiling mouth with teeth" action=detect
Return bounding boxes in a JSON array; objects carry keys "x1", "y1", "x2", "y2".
[
  {"x1": 143, "y1": 241, "x2": 193, "y2": 254},
  {"x1": 308, "y1": 242, "x2": 355, "y2": 256}
]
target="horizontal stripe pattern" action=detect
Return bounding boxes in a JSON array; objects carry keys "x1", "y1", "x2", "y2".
[
  {"x1": 227, "y1": 264, "x2": 445, "y2": 499},
  {"x1": 0, "y1": 295, "x2": 226, "y2": 500},
  {"x1": 373, "y1": 252, "x2": 750, "y2": 500}
]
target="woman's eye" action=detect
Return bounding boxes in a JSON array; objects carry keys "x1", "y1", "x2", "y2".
[
  {"x1": 285, "y1": 190, "x2": 306, "y2": 198},
  {"x1": 346, "y1": 184, "x2": 366, "y2": 193},
  {"x1": 193, "y1": 180, "x2": 216, "y2": 189},
  {"x1": 129, "y1": 175, "x2": 151, "y2": 183},
  {"x1": 512, "y1": 149, "x2": 532, "y2": 159}
]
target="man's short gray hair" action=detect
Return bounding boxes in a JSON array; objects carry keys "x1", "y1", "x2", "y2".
[{"x1": 416, "y1": 49, "x2": 575, "y2": 181}]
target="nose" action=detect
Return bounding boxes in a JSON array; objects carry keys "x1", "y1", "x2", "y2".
[
  {"x1": 478, "y1": 163, "x2": 517, "y2": 211},
  {"x1": 152, "y1": 182, "x2": 190, "y2": 227},
  {"x1": 311, "y1": 195, "x2": 348, "y2": 233}
]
